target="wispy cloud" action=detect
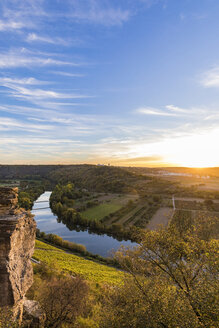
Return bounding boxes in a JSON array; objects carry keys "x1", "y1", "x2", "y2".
[
  {"x1": 136, "y1": 106, "x2": 177, "y2": 116},
  {"x1": 0, "y1": 117, "x2": 53, "y2": 132},
  {"x1": 50, "y1": 71, "x2": 85, "y2": 77},
  {"x1": 4, "y1": 85, "x2": 89, "y2": 101},
  {"x1": 201, "y1": 66, "x2": 219, "y2": 88},
  {"x1": 0, "y1": 104, "x2": 91, "y2": 121},
  {"x1": 1, "y1": 0, "x2": 132, "y2": 29},
  {"x1": 0, "y1": 0, "x2": 158, "y2": 30},
  {"x1": 0, "y1": 75, "x2": 90, "y2": 108},
  {"x1": 26, "y1": 33, "x2": 70, "y2": 46},
  {"x1": 135, "y1": 104, "x2": 217, "y2": 121},
  {"x1": 0, "y1": 76, "x2": 47, "y2": 85},
  {"x1": 66, "y1": 0, "x2": 160, "y2": 27},
  {"x1": 165, "y1": 104, "x2": 188, "y2": 113},
  {"x1": 0, "y1": 49, "x2": 79, "y2": 69},
  {"x1": 0, "y1": 19, "x2": 26, "y2": 31},
  {"x1": 1, "y1": 0, "x2": 47, "y2": 20},
  {"x1": 67, "y1": 0, "x2": 131, "y2": 26}
]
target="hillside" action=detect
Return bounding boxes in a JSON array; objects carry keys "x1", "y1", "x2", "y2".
[
  {"x1": 33, "y1": 240, "x2": 123, "y2": 285},
  {"x1": 0, "y1": 164, "x2": 141, "y2": 193},
  {"x1": 47, "y1": 165, "x2": 139, "y2": 193}
]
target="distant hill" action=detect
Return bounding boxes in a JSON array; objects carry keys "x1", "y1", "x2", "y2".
[
  {"x1": 47, "y1": 165, "x2": 138, "y2": 193},
  {"x1": 0, "y1": 164, "x2": 63, "y2": 179},
  {"x1": 0, "y1": 164, "x2": 139, "y2": 193}
]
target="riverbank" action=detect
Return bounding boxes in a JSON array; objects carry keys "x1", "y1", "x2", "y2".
[{"x1": 36, "y1": 232, "x2": 120, "y2": 267}]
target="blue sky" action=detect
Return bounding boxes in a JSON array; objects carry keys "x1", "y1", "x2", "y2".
[{"x1": 1, "y1": 0, "x2": 219, "y2": 166}]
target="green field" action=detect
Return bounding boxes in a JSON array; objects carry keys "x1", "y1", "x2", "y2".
[
  {"x1": 34, "y1": 240, "x2": 123, "y2": 285},
  {"x1": 81, "y1": 202, "x2": 123, "y2": 221}
]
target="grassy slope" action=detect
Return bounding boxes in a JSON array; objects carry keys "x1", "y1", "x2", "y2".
[
  {"x1": 34, "y1": 240, "x2": 123, "y2": 285},
  {"x1": 81, "y1": 202, "x2": 122, "y2": 221}
]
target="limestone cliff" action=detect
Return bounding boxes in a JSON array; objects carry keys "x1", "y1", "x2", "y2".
[{"x1": 0, "y1": 187, "x2": 36, "y2": 321}]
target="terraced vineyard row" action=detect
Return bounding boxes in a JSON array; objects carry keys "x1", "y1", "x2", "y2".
[{"x1": 104, "y1": 200, "x2": 161, "y2": 228}]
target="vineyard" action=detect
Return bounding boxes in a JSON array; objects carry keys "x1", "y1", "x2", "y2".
[{"x1": 34, "y1": 240, "x2": 124, "y2": 285}]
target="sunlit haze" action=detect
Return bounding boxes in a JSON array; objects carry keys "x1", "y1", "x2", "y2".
[{"x1": 1, "y1": 0, "x2": 219, "y2": 167}]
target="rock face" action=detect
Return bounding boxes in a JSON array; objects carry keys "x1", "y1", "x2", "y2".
[
  {"x1": 0, "y1": 187, "x2": 36, "y2": 322},
  {"x1": 0, "y1": 187, "x2": 18, "y2": 216},
  {"x1": 23, "y1": 299, "x2": 46, "y2": 327}
]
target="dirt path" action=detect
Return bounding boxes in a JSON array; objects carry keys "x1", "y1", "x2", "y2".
[{"x1": 146, "y1": 207, "x2": 173, "y2": 231}]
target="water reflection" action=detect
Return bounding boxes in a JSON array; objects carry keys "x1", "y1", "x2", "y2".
[{"x1": 32, "y1": 191, "x2": 137, "y2": 257}]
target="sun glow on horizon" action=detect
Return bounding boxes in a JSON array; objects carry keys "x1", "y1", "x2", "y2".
[
  {"x1": 165, "y1": 129, "x2": 219, "y2": 168},
  {"x1": 126, "y1": 128, "x2": 219, "y2": 168}
]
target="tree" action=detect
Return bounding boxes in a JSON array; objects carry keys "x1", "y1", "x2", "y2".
[
  {"x1": 37, "y1": 276, "x2": 89, "y2": 328},
  {"x1": 100, "y1": 216, "x2": 219, "y2": 328},
  {"x1": 18, "y1": 191, "x2": 32, "y2": 209}
]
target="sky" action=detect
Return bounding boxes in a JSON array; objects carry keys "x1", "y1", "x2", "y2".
[{"x1": 0, "y1": 0, "x2": 219, "y2": 167}]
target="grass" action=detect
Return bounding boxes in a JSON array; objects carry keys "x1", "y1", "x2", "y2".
[
  {"x1": 34, "y1": 240, "x2": 123, "y2": 285},
  {"x1": 81, "y1": 202, "x2": 123, "y2": 221}
]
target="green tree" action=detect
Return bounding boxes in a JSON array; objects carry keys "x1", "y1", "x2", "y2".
[
  {"x1": 100, "y1": 216, "x2": 219, "y2": 328},
  {"x1": 18, "y1": 191, "x2": 32, "y2": 209}
]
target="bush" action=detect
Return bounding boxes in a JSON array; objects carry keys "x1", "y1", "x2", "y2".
[{"x1": 37, "y1": 276, "x2": 89, "y2": 328}]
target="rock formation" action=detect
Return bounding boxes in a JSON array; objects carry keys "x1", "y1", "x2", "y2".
[
  {"x1": 0, "y1": 187, "x2": 36, "y2": 322},
  {"x1": 0, "y1": 187, "x2": 19, "y2": 216}
]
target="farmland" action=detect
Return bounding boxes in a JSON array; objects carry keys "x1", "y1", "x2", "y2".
[
  {"x1": 81, "y1": 202, "x2": 124, "y2": 221},
  {"x1": 2, "y1": 164, "x2": 219, "y2": 233},
  {"x1": 48, "y1": 166, "x2": 219, "y2": 238},
  {"x1": 147, "y1": 207, "x2": 174, "y2": 230},
  {"x1": 80, "y1": 194, "x2": 138, "y2": 221}
]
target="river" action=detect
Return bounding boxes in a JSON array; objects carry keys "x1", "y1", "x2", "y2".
[{"x1": 32, "y1": 191, "x2": 137, "y2": 257}]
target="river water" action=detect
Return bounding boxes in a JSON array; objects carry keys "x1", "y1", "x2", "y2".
[{"x1": 32, "y1": 191, "x2": 137, "y2": 257}]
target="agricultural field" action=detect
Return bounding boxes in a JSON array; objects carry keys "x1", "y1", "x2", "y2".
[
  {"x1": 76, "y1": 190, "x2": 173, "y2": 230},
  {"x1": 160, "y1": 174, "x2": 219, "y2": 191},
  {"x1": 80, "y1": 194, "x2": 138, "y2": 221},
  {"x1": 169, "y1": 196, "x2": 219, "y2": 230},
  {"x1": 147, "y1": 207, "x2": 174, "y2": 230},
  {"x1": 49, "y1": 167, "x2": 219, "y2": 234},
  {"x1": 103, "y1": 196, "x2": 162, "y2": 228},
  {"x1": 81, "y1": 202, "x2": 123, "y2": 221},
  {"x1": 174, "y1": 197, "x2": 219, "y2": 211},
  {"x1": 34, "y1": 240, "x2": 123, "y2": 285}
]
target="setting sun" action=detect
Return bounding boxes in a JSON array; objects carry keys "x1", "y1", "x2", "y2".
[
  {"x1": 164, "y1": 128, "x2": 219, "y2": 168},
  {"x1": 123, "y1": 128, "x2": 219, "y2": 168}
]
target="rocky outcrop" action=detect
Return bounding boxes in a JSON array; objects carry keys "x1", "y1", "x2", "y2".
[
  {"x1": 0, "y1": 187, "x2": 36, "y2": 322},
  {"x1": 0, "y1": 187, "x2": 18, "y2": 216},
  {"x1": 23, "y1": 299, "x2": 46, "y2": 327}
]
